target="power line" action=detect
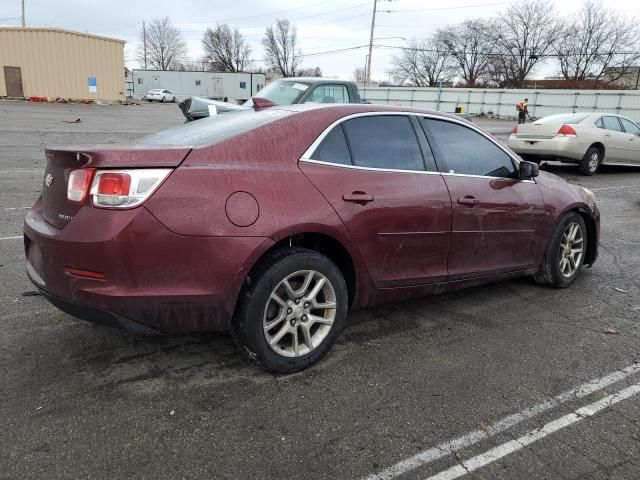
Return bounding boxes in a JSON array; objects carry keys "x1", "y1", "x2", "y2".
[{"x1": 382, "y1": 2, "x2": 511, "y2": 13}]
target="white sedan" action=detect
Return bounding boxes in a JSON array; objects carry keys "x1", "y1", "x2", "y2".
[
  {"x1": 508, "y1": 112, "x2": 640, "y2": 175},
  {"x1": 143, "y1": 89, "x2": 176, "y2": 103}
]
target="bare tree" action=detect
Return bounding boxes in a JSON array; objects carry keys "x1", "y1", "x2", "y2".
[
  {"x1": 489, "y1": 0, "x2": 563, "y2": 88},
  {"x1": 262, "y1": 19, "x2": 301, "y2": 77},
  {"x1": 137, "y1": 17, "x2": 187, "y2": 70},
  {"x1": 555, "y1": 0, "x2": 640, "y2": 84},
  {"x1": 202, "y1": 24, "x2": 252, "y2": 72},
  {"x1": 297, "y1": 66, "x2": 322, "y2": 77},
  {"x1": 353, "y1": 67, "x2": 367, "y2": 83},
  {"x1": 438, "y1": 20, "x2": 492, "y2": 87},
  {"x1": 390, "y1": 37, "x2": 455, "y2": 87}
]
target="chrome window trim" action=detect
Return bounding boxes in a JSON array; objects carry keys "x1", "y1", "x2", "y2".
[
  {"x1": 301, "y1": 158, "x2": 441, "y2": 175},
  {"x1": 299, "y1": 110, "x2": 526, "y2": 177}
]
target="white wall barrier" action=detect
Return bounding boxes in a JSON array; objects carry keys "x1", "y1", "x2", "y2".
[{"x1": 360, "y1": 86, "x2": 640, "y2": 122}]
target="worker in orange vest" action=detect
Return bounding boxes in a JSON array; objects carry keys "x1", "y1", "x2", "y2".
[{"x1": 516, "y1": 98, "x2": 529, "y2": 124}]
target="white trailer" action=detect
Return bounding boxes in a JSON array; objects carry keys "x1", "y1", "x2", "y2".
[{"x1": 131, "y1": 70, "x2": 266, "y2": 104}]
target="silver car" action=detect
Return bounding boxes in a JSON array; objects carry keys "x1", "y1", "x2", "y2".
[{"x1": 508, "y1": 113, "x2": 640, "y2": 175}]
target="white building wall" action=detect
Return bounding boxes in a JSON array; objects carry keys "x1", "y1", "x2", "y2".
[{"x1": 132, "y1": 70, "x2": 266, "y2": 103}]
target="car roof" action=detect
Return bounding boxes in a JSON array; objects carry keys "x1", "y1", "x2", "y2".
[
  {"x1": 271, "y1": 102, "x2": 466, "y2": 122},
  {"x1": 275, "y1": 77, "x2": 353, "y2": 84}
]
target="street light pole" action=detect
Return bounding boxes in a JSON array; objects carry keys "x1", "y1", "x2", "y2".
[
  {"x1": 21, "y1": 0, "x2": 25, "y2": 27},
  {"x1": 365, "y1": 0, "x2": 377, "y2": 87}
]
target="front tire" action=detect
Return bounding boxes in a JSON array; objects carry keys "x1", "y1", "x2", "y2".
[
  {"x1": 579, "y1": 146, "x2": 601, "y2": 175},
  {"x1": 233, "y1": 248, "x2": 348, "y2": 373},
  {"x1": 534, "y1": 212, "x2": 587, "y2": 288}
]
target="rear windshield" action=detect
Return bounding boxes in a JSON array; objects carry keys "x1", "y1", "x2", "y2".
[
  {"x1": 537, "y1": 113, "x2": 591, "y2": 125},
  {"x1": 138, "y1": 108, "x2": 294, "y2": 147}
]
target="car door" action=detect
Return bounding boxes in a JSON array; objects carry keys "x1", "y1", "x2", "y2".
[
  {"x1": 299, "y1": 114, "x2": 452, "y2": 287},
  {"x1": 599, "y1": 116, "x2": 628, "y2": 162},
  {"x1": 619, "y1": 117, "x2": 640, "y2": 163},
  {"x1": 420, "y1": 117, "x2": 549, "y2": 279}
]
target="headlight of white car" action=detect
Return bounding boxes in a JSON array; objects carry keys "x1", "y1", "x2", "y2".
[{"x1": 582, "y1": 187, "x2": 596, "y2": 203}]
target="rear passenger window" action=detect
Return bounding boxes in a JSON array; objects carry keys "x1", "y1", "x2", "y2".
[
  {"x1": 342, "y1": 116, "x2": 424, "y2": 171},
  {"x1": 313, "y1": 125, "x2": 351, "y2": 165},
  {"x1": 602, "y1": 116, "x2": 622, "y2": 132},
  {"x1": 421, "y1": 118, "x2": 516, "y2": 178}
]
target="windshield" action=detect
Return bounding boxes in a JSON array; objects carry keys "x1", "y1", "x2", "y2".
[
  {"x1": 244, "y1": 80, "x2": 310, "y2": 107},
  {"x1": 537, "y1": 113, "x2": 591, "y2": 125}
]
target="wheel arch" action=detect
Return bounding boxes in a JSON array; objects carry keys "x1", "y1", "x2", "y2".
[
  {"x1": 574, "y1": 207, "x2": 598, "y2": 266},
  {"x1": 588, "y1": 142, "x2": 605, "y2": 159},
  {"x1": 232, "y1": 227, "x2": 369, "y2": 323},
  {"x1": 557, "y1": 204, "x2": 598, "y2": 267}
]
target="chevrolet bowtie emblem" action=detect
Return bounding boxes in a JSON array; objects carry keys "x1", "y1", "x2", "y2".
[{"x1": 45, "y1": 174, "x2": 54, "y2": 187}]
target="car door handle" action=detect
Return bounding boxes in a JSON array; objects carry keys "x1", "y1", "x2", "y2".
[
  {"x1": 457, "y1": 196, "x2": 479, "y2": 206},
  {"x1": 604, "y1": 132, "x2": 612, "y2": 137},
  {"x1": 343, "y1": 192, "x2": 374, "y2": 204}
]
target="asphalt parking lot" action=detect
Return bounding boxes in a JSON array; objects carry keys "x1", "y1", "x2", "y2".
[{"x1": 1, "y1": 101, "x2": 639, "y2": 480}]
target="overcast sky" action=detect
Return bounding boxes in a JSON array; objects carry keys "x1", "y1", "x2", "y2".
[{"x1": 2, "y1": 0, "x2": 640, "y2": 80}]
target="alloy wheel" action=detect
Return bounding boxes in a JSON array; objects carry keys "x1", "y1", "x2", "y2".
[
  {"x1": 588, "y1": 151, "x2": 599, "y2": 172},
  {"x1": 558, "y1": 222, "x2": 584, "y2": 277},
  {"x1": 263, "y1": 270, "x2": 337, "y2": 357}
]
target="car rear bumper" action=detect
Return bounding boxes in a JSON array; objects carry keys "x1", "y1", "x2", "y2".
[
  {"x1": 508, "y1": 135, "x2": 585, "y2": 161},
  {"x1": 24, "y1": 200, "x2": 272, "y2": 333}
]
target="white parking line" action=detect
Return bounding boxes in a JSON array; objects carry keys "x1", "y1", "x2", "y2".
[
  {"x1": 3, "y1": 206, "x2": 31, "y2": 211},
  {"x1": 426, "y1": 382, "x2": 640, "y2": 480},
  {"x1": 365, "y1": 363, "x2": 640, "y2": 480},
  {"x1": 0, "y1": 235, "x2": 22, "y2": 241}
]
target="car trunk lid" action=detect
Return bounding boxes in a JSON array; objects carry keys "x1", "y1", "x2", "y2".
[
  {"x1": 41, "y1": 145, "x2": 191, "y2": 229},
  {"x1": 516, "y1": 122, "x2": 562, "y2": 139}
]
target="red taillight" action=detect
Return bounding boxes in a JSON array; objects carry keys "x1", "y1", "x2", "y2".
[
  {"x1": 97, "y1": 173, "x2": 131, "y2": 196},
  {"x1": 511, "y1": 125, "x2": 518, "y2": 134},
  {"x1": 67, "y1": 168, "x2": 95, "y2": 203},
  {"x1": 557, "y1": 124, "x2": 577, "y2": 137}
]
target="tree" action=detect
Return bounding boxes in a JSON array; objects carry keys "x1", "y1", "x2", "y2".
[
  {"x1": 138, "y1": 17, "x2": 187, "y2": 71},
  {"x1": 489, "y1": 0, "x2": 563, "y2": 87},
  {"x1": 262, "y1": 19, "x2": 301, "y2": 77},
  {"x1": 390, "y1": 37, "x2": 456, "y2": 87},
  {"x1": 438, "y1": 19, "x2": 492, "y2": 87},
  {"x1": 297, "y1": 66, "x2": 322, "y2": 77},
  {"x1": 353, "y1": 67, "x2": 367, "y2": 83},
  {"x1": 202, "y1": 24, "x2": 252, "y2": 72},
  {"x1": 555, "y1": 0, "x2": 640, "y2": 84}
]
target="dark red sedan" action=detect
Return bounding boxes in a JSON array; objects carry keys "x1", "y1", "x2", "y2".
[{"x1": 24, "y1": 104, "x2": 599, "y2": 373}]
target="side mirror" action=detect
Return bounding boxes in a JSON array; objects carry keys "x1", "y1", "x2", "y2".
[{"x1": 519, "y1": 160, "x2": 539, "y2": 179}]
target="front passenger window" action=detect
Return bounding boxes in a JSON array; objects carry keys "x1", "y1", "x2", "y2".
[{"x1": 420, "y1": 118, "x2": 516, "y2": 178}]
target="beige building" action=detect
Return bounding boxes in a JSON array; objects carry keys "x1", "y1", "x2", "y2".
[{"x1": 0, "y1": 27, "x2": 125, "y2": 102}]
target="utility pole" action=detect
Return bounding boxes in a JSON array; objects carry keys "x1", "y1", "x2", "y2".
[
  {"x1": 365, "y1": 0, "x2": 377, "y2": 87},
  {"x1": 21, "y1": 0, "x2": 25, "y2": 27},
  {"x1": 143, "y1": 21, "x2": 148, "y2": 70}
]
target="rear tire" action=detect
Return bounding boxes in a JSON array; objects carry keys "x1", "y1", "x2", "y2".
[
  {"x1": 534, "y1": 212, "x2": 587, "y2": 288},
  {"x1": 233, "y1": 247, "x2": 348, "y2": 374},
  {"x1": 579, "y1": 146, "x2": 601, "y2": 176}
]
